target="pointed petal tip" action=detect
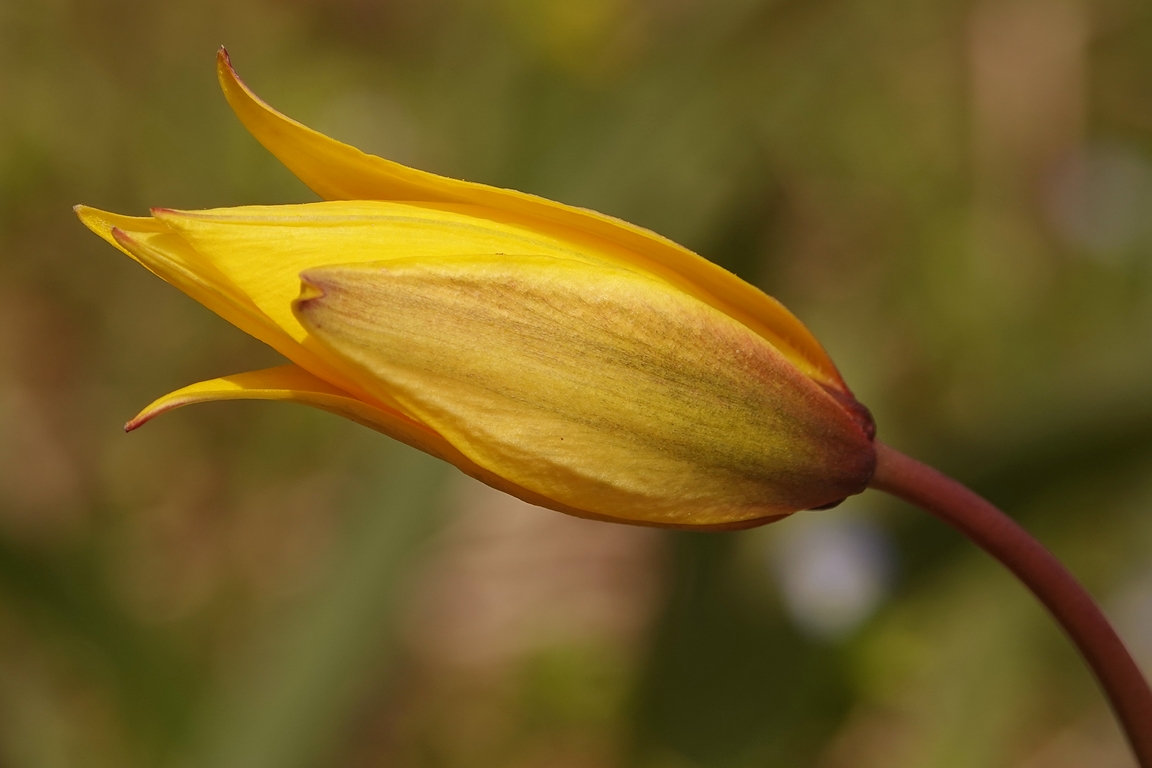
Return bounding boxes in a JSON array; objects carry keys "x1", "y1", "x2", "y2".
[
  {"x1": 125, "y1": 397, "x2": 183, "y2": 432},
  {"x1": 73, "y1": 205, "x2": 98, "y2": 232},
  {"x1": 73, "y1": 204, "x2": 105, "y2": 228},
  {"x1": 75, "y1": 205, "x2": 122, "y2": 237},
  {"x1": 109, "y1": 226, "x2": 134, "y2": 246},
  {"x1": 124, "y1": 411, "x2": 152, "y2": 432},
  {"x1": 216, "y1": 45, "x2": 257, "y2": 102},
  {"x1": 217, "y1": 47, "x2": 234, "y2": 74}
]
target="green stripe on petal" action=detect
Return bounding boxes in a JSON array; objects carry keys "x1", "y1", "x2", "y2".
[{"x1": 293, "y1": 255, "x2": 875, "y2": 526}]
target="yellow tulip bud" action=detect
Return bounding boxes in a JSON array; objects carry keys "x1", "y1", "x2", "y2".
[{"x1": 75, "y1": 49, "x2": 875, "y2": 529}]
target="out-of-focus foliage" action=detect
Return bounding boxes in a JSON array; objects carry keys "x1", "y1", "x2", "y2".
[{"x1": 2, "y1": 0, "x2": 1152, "y2": 766}]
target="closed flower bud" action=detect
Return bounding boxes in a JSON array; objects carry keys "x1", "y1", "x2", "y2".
[{"x1": 75, "y1": 49, "x2": 875, "y2": 529}]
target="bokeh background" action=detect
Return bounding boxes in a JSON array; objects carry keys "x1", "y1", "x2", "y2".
[{"x1": 3, "y1": 0, "x2": 1152, "y2": 765}]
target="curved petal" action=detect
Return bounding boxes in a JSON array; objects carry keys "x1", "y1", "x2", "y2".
[
  {"x1": 217, "y1": 48, "x2": 846, "y2": 391},
  {"x1": 78, "y1": 205, "x2": 389, "y2": 409},
  {"x1": 76, "y1": 205, "x2": 287, "y2": 354},
  {"x1": 126, "y1": 364, "x2": 768, "y2": 530},
  {"x1": 126, "y1": 363, "x2": 431, "y2": 441},
  {"x1": 294, "y1": 256, "x2": 875, "y2": 527}
]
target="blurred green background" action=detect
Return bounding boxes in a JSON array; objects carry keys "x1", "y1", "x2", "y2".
[{"x1": 3, "y1": 0, "x2": 1152, "y2": 765}]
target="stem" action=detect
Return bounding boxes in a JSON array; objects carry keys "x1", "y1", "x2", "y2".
[{"x1": 869, "y1": 441, "x2": 1152, "y2": 766}]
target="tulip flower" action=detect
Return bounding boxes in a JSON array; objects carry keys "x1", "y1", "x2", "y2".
[
  {"x1": 76, "y1": 52, "x2": 1152, "y2": 763},
  {"x1": 75, "y1": 49, "x2": 877, "y2": 530}
]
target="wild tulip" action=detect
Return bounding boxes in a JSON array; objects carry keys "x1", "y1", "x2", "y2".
[
  {"x1": 76, "y1": 49, "x2": 876, "y2": 530},
  {"x1": 76, "y1": 50, "x2": 1152, "y2": 762}
]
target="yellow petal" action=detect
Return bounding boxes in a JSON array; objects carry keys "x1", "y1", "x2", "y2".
[
  {"x1": 217, "y1": 48, "x2": 845, "y2": 390},
  {"x1": 149, "y1": 201, "x2": 613, "y2": 345},
  {"x1": 129, "y1": 363, "x2": 743, "y2": 529},
  {"x1": 74, "y1": 206, "x2": 170, "y2": 248},
  {"x1": 77, "y1": 205, "x2": 389, "y2": 409},
  {"x1": 293, "y1": 255, "x2": 876, "y2": 527},
  {"x1": 150, "y1": 200, "x2": 639, "y2": 415},
  {"x1": 127, "y1": 363, "x2": 428, "y2": 439},
  {"x1": 76, "y1": 205, "x2": 283, "y2": 349}
]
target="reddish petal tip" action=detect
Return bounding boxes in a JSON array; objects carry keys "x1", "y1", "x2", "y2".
[
  {"x1": 124, "y1": 398, "x2": 183, "y2": 433},
  {"x1": 217, "y1": 47, "x2": 237, "y2": 75},
  {"x1": 110, "y1": 226, "x2": 134, "y2": 246}
]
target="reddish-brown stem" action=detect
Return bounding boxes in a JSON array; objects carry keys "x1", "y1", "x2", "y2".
[{"x1": 870, "y1": 441, "x2": 1152, "y2": 766}]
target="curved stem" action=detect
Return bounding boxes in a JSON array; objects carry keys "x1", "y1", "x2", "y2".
[{"x1": 869, "y1": 441, "x2": 1152, "y2": 766}]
